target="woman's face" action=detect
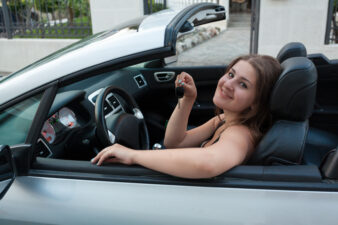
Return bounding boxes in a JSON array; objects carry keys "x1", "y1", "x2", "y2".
[{"x1": 213, "y1": 60, "x2": 257, "y2": 114}]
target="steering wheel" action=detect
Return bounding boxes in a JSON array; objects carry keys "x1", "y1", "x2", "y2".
[{"x1": 95, "y1": 86, "x2": 149, "y2": 151}]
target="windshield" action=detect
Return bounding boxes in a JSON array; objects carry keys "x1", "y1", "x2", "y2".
[
  {"x1": 0, "y1": 92, "x2": 43, "y2": 145},
  {"x1": 0, "y1": 17, "x2": 146, "y2": 85}
]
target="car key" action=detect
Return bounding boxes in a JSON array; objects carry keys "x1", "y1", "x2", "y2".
[{"x1": 175, "y1": 86, "x2": 184, "y2": 108}]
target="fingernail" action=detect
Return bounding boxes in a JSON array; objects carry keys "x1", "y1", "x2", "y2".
[{"x1": 178, "y1": 80, "x2": 182, "y2": 83}]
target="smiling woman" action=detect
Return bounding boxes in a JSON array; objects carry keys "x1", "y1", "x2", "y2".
[
  {"x1": 92, "y1": 54, "x2": 282, "y2": 179},
  {"x1": 214, "y1": 55, "x2": 283, "y2": 142}
]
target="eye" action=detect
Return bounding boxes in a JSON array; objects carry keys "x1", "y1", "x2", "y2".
[
  {"x1": 228, "y1": 72, "x2": 234, "y2": 78},
  {"x1": 240, "y1": 82, "x2": 248, "y2": 89}
]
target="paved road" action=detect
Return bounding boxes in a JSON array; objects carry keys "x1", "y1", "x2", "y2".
[
  {"x1": 174, "y1": 27, "x2": 250, "y2": 66},
  {"x1": 173, "y1": 13, "x2": 251, "y2": 66}
]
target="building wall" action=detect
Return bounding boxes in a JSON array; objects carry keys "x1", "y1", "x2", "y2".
[
  {"x1": 258, "y1": 0, "x2": 338, "y2": 59},
  {"x1": 0, "y1": 39, "x2": 77, "y2": 73}
]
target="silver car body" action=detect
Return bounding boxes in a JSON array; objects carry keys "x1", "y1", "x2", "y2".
[{"x1": 1, "y1": 176, "x2": 338, "y2": 225}]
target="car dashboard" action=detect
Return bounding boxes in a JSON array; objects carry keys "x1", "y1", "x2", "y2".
[{"x1": 36, "y1": 67, "x2": 149, "y2": 160}]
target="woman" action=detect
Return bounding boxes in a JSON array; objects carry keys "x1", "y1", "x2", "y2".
[{"x1": 91, "y1": 55, "x2": 282, "y2": 178}]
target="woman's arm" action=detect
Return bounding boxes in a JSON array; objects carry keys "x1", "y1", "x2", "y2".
[
  {"x1": 164, "y1": 72, "x2": 217, "y2": 148},
  {"x1": 92, "y1": 125, "x2": 254, "y2": 179},
  {"x1": 164, "y1": 104, "x2": 219, "y2": 148},
  {"x1": 163, "y1": 72, "x2": 196, "y2": 148}
]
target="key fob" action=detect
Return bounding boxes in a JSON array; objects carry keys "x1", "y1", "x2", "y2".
[{"x1": 175, "y1": 86, "x2": 184, "y2": 99}]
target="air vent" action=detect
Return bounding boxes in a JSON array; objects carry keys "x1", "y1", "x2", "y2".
[
  {"x1": 107, "y1": 95, "x2": 120, "y2": 108},
  {"x1": 103, "y1": 100, "x2": 113, "y2": 115},
  {"x1": 88, "y1": 89, "x2": 122, "y2": 118},
  {"x1": 134, "y1": 74, "x2": 147, "y2": 88},
  {"x1": 36, "y1": 139, "x2": 52, "y2": 158},
  {"x1": 88, "y1": 88, "x2": 103, "y2": 106}
]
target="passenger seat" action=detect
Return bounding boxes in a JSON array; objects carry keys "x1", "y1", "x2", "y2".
[{"x1": 276, "y1": 42, "x2": 338, "y2": 166}]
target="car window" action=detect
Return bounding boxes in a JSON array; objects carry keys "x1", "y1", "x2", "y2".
[
  {"x1": 169, "y1": 19, "x2": 249, "y2": 67},
  {"x1": 0, "y1": 93, "x2": 43, "y2": 146}
]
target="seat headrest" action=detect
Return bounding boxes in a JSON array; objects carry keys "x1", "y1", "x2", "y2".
[
  {"x1": 277, "y1": 42, "x2": 307, "y2": 63},
  {"x1": 270, "y1": 57, "x2": 317, "y2": 121}
]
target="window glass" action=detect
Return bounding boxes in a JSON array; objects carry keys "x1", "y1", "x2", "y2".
[
  {"x1": 0, "y1": 93, "x2": 43, "y2": 145},
  {"x1": 168, "y1": 19, "x2": 250, "y2": 67}
]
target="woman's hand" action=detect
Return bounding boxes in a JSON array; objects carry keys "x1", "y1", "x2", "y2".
[
  {"x1": 91, "y1": 143, "x2": 136, "y2": 166},
  {"x1": 175, "y1": 72, "x2": 197, "y2": 100}
]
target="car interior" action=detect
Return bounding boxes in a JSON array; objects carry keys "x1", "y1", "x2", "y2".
[{"x1": 27, "y1": 42, "x2": 338, "y2": 190}]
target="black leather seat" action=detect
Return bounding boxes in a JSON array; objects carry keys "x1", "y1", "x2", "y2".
[
  {"x1": 249, "y1": 57, "x2": 317, "y2": 165},
  {"x1": 276, "y1": 42, "x2": 338, "y2": 165},
  {"x1": 277, "y1": 42, "x2": 307, "y2": 63}
]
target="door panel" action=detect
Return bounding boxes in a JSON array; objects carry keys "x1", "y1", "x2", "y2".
[
  {"x1": 1, "y1": 175, "x2": 338, "y2": 225},
  {"x1": 139, "y1": 66, "x2": 226, "y2": 145},
  {"x1": 309, "y1": 55, "x2": 338, "y2": 135}
]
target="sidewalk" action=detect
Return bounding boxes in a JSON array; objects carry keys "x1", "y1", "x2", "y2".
[{"x1": 174, "y1": 12, "x2": 251, "y2": 66}]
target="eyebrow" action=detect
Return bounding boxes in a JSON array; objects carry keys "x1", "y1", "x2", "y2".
[{"x1": 230, "y1": 68, "x2": 253, "y2": 85}]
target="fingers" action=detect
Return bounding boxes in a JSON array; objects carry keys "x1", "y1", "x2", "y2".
[
  {"x1": 96, "y1": 149, "x2": 114, "y2": 166},
  {"x1": 175, "y1": 72, "x2": 197, "y2": 99},
  {"x1": 91, "y1": 147, "x2": 107, "y2": 164},
  {"x1": 175, "y1": 72, "x2": 195, "y2": 91},
  {"x1": 91, "y1": 145, "x2": 115, "y2": 166},
  {"x1": 175, "y1": 72, "x2": 191, "y2": 87}
]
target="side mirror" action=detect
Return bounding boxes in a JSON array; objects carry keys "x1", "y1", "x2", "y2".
[
  {"x1": 188, "y1": 6, "x2": 226, "y2": 27},
  {"x1": 0, "y1": 145, "x2": 16, "y2": 200}
]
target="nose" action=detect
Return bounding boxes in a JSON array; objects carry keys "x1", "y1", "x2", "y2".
[{"x1": 224, "y1": 77, "x2": 234, "y2": 90}]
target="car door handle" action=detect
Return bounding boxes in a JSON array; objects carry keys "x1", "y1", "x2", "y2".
[{"x1": 154, "y1": 71, "x2": 175, "y2": 83}]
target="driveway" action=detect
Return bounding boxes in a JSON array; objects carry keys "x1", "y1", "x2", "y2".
[{"x1": 174, "y1": 12, "x2": 251, "y2": 66}]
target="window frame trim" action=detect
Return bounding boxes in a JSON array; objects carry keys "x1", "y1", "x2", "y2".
[{"x1": 325, "y1": 0, "x2": 335, "y2": 45}]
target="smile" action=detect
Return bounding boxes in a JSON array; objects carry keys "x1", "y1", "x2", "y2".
[{"x1": 220, "y1": 88, "x2": 233, "y2": 99}]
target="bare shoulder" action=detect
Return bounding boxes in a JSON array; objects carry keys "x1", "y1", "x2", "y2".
[
  {"x1": 208, "y1": 124, "x2": 255, "y2": 166},
  {"x1": 219, "y1": 125, "x2": 254, "y2": 150}
]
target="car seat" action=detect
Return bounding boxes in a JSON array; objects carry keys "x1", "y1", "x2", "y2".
[
  {"x1": 276, "y1": 42, "x2": 338, "y2": 166},
  {"x1": 277, "y1": 42, "x2": 307, "y2": 63},
  {"x1": 249, "y1": 56, "x2": 317, "y2": 165}
]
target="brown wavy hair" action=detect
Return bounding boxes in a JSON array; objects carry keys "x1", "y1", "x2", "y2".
[{"x1": 216, "y1": 55, "x2": 282, "y2": 145}]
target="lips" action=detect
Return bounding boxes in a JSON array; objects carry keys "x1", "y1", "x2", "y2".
[{"x1": 220, "y1": 87, "x2": 233, "y2": 99}]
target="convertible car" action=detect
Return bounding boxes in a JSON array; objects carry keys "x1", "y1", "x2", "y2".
[{"x1": 1, "y1": 3, "x2": 338, "y2": 224}]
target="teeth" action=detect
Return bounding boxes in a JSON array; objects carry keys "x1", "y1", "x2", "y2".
[{"x1": 221, "y1": 89, "x2": 232, "y2": 99}]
